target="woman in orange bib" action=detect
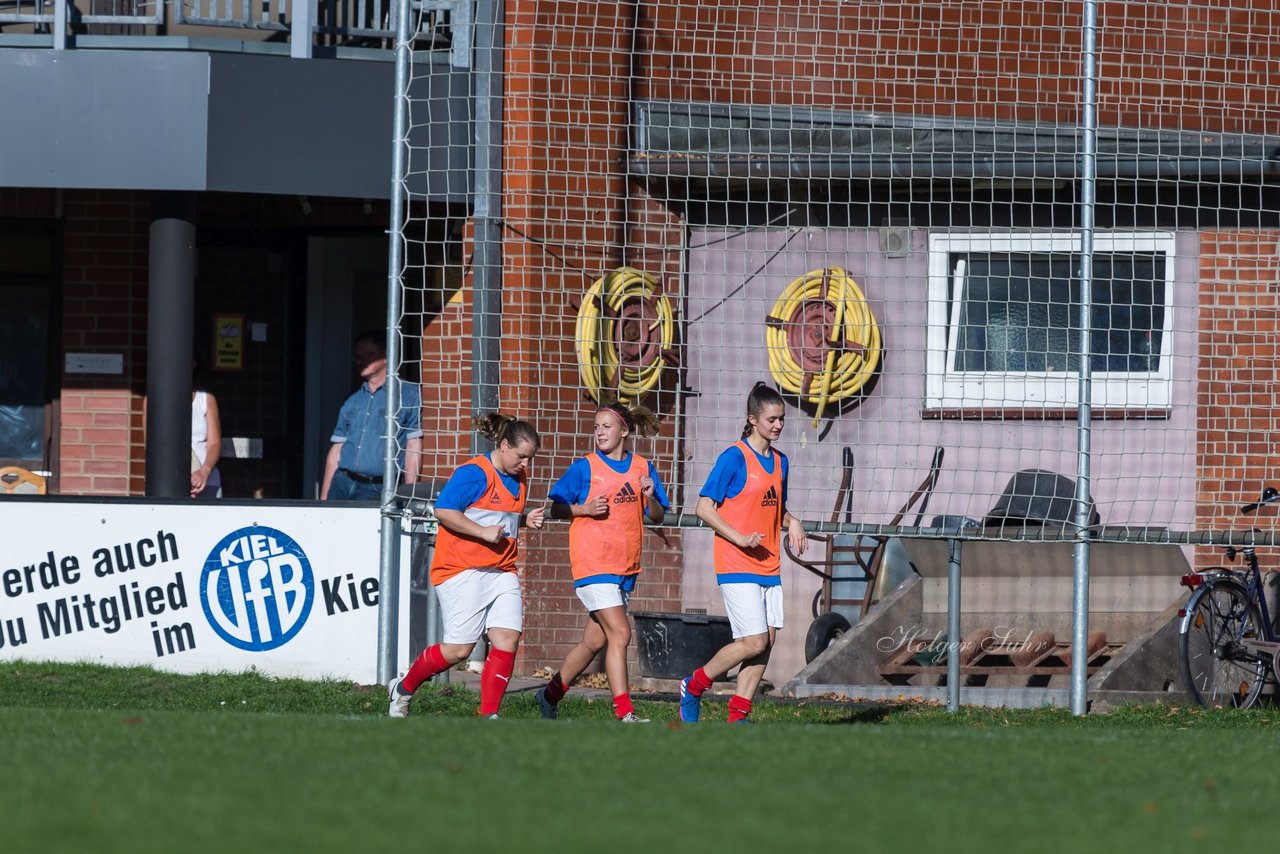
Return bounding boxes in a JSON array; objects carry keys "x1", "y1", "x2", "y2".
[
  {"x1": 679, "y1": 383, "x2": 807, "y2": 724},
  {"x1": 535, "y1": 402, "x2": 670, "y2": 722},
  {"x1": 388, "y1": 413, "x2": 546, "y2": 719}
]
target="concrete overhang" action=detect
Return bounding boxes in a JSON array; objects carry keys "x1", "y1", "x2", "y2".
[{"x1": 0, "y1": 47, "x2": 471, "y2": 201}]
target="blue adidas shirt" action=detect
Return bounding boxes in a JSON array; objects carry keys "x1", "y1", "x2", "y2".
[
  {"x1": 699, "y1": 443, "x2": 789, "y2": 507},
  {"x1": 435, "y1": 457, "x2": 521, "y2": 511},
  {"x1": 549, "y1": 451, "x2": 671, "y2": 516}
]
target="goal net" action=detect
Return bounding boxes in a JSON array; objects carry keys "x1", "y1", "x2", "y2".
[{"x1": 387, "y1": 1, "x2": 1280, "y2": 675}]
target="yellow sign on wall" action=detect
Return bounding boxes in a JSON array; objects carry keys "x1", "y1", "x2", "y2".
[{"x1": 213, "y1": 314, "x2": 244, "y2": 371}]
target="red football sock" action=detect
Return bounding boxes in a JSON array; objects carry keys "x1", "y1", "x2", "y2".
[
  {"x1": 687, "y1": 667, "x2": 713, "y2": 697},
  {"x1": 727, "y1": 695, "x2": 753, "y2": 723},
  {"x1": 401, "y1": 644, "x2": 449, "y2": 694},
  {"x1": 612, "y1": 692, "x2": 635, "y2": 719},
  {"x1": 544, "y1": 671, "x2": 568, "y2": 704},
  {"x1": 479, "y1": 648, "x2": 516, "y2": 716}
]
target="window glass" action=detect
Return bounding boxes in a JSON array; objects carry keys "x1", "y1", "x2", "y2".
[{"x1": 953, "y1": 253, "x2": 1165, "y2": 374}]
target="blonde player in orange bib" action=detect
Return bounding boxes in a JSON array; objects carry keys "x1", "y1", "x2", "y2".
[
  {"x1": 534, "y1": 402, "x2": 670, "y2": 723},
  {"x1": 679, "y1": 383, "x2": 807, "y2": 724},
  {"x1": 388, "y1": 413, "x2": 546, "y2": 719}
]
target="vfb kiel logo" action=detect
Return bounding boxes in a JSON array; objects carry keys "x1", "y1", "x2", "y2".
[
  {"x1": 613, "y1": 482, "x2": 640, "y2": 504},
  {"x1": 200, "y1": 526, "x2": 314, "y2": 652},
  {"x1": 760, "y1": 486, "x2": 779, "y2": 507}
]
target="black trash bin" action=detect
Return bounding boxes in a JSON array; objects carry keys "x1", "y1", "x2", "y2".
[{"x1": 632, "y1": 611, "x2": 733, "y2": 679}]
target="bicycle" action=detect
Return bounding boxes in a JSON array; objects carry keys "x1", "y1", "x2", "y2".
[{"x1": 1178, "y1": 486, "x2": 1280, "y2": 709}]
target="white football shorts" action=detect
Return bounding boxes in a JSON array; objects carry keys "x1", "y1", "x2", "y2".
[
  {"x1": 574, "y1": 579, "x2": 632, "y2": 612},
  {"x1": 435, "y1": 568, "x2": 523, "y2": 644},
  {"x1": 719, "y1": 582, "x2": 784, "y2": 638}
]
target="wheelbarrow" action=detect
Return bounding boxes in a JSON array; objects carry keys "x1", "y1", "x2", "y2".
[{"x1": 786, "y1": 445, "x2": 945, "y2": 663}]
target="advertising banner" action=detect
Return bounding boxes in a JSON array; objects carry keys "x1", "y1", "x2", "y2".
[{"x1": 0, "y1": 502, "x2": 410, "y2": 683}]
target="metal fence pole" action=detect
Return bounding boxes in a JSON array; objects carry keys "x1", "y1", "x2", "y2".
[
  {"x1": 53, "y1": 0, "x2": 66, "y2": 49},
  {"x1": 466, "y1": 0, "x2": 504, "y2": 673},
  {"x1": 1070, "y1": 0, "x2": 1100, "y2": 716},
  {"x1": 375, "y1": 0, "x2": 415, "y2": 686},
  {"x1": 946, "y1": 537, "x2": 962, "y2": 712},
  {"x1": 290, "y1": 0, "x2": 315, "y2": 59}
]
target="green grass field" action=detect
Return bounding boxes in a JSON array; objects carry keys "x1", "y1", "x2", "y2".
[{"x1": 5, "y1": 662, "x2": 1279, "y2": 854}]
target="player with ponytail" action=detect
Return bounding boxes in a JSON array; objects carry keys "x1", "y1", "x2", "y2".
[
  {"x1": 389, "y1": 413, "x2": 546, "y2": 719},
  {"x1": 678, "y1": 382, "x2": 807, "y2": 724}
]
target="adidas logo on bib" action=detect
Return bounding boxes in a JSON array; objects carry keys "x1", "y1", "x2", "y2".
[
  {"x1": 760, "y1": 485, "x2": 779, "y2": 507},
  {"x1": 614, "y1": 481, "x2": 640, "y2": 504}
]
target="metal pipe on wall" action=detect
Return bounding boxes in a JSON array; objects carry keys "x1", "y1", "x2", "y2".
[
  {"x1": 470, "y1": 0, "x2": 504, "y2": 454},
  {"x1": 618, "y1": 0, "x2": 643, "y2": 268},
  {"x1": 144, "y1": 191, "x2": 196, "y2": 500}
]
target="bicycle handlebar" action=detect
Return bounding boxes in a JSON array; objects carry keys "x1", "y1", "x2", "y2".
[{"x1": 1241, "y1": 486, "x2": 1280, "y2": 514}]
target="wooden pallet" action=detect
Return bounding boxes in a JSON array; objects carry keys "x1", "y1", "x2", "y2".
[{"x1": 877, "y1": 628, "x2": 1121, "y2": 683}]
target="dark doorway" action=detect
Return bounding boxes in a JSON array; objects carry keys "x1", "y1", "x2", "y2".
[{"x1": 0, "y1": 223, "x2": 60, "y2": 480}]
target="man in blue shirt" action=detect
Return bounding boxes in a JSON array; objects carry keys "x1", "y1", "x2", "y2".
[{"x1": 321, "y1": 330, "x2": 423, "y2": 501}]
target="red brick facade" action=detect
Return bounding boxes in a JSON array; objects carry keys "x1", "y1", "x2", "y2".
[
  {"x1": 1196, "y1": 231, "x2": 1280, "y2": 567},
  {"x1": 642, "y1": 1, "x2": 1280, "y2": 134}
]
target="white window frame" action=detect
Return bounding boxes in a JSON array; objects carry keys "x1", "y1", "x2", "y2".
[{"x1": 926, "y1": 231, "x2": 1176, "y2": 412}]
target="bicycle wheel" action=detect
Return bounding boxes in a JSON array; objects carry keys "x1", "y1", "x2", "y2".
[{"x1": 1179, "y1": 581, "x2": 1268, "y2": 709}]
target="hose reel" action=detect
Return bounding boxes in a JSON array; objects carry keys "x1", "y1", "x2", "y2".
[
  {"x1": 765, "y1": 267, "x2": 882, "y2": 426},
  {"x1": 575, "y1": 266, "x2": 676, "y2": 405}
]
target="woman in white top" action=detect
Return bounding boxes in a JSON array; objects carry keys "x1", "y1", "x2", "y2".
[{"x1": 191, "y1": 388, "x2": 222, "y2": 498}]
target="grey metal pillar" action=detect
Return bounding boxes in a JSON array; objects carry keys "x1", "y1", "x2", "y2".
[
  {"x1": 946, "y1": 538, "x2": 962, "y2": 712},
  {"x1": 290, "y1": 0, "x2": 315, "y2": 59},
  {"x1": 375, "y1": 0, "x2": 416, "y2": 686},
  {"x1": 471, "y1": 0, "x2": 504, "y2": 445},
  {"x1": 53, "y1": 0, "x2": 67, "y2": 50},
  {"x1": 144, "y1": 192, "x2": 196, "y2": 499},
  {"x1": 1070, "y1": 0, "x2": 1101, "y2": 716}
]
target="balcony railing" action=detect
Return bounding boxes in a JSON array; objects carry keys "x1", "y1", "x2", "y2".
[{"x1": 0, "y1": 0, "x2": 460, "y2": 56}]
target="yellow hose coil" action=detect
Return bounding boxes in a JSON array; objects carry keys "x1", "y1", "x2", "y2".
[
  {"x1": 765, "y1": 267, "x2": 882, "y2": 426},
  {"x1": 576, "y1": 266, "x2": 676, "y2": 405}
]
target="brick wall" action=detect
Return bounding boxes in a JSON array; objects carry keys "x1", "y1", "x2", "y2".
[
  {"x1": 418, "y1": 282, "x2": 472, "y2": 484},
  {"x1": 0, "y1": 189, "x2": 57, "y2": 218},
  {"x1": 1196, "y1": 230, "x2": 1280, "y2": 567},
  {"x1": 642, "y1": 0, "x2": 1280, "y2": 133},
  {"x1": 59, "y1": 192, "x2": 150, "y2": 495}
]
